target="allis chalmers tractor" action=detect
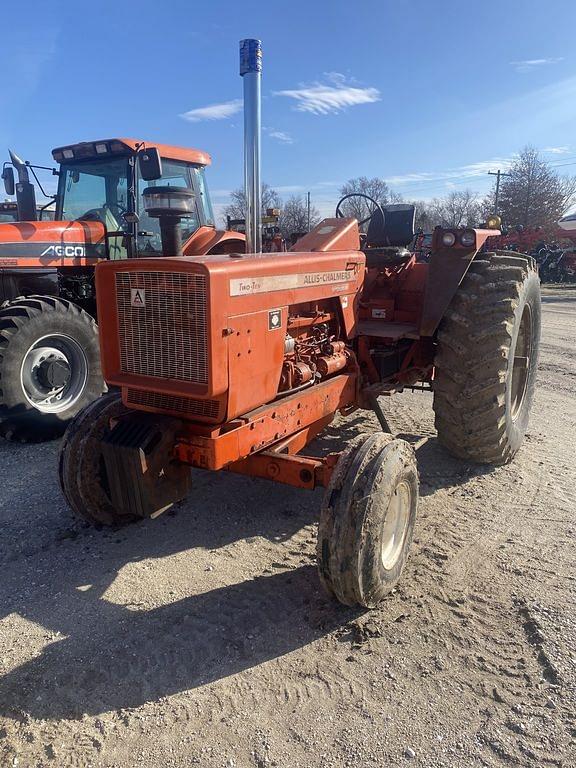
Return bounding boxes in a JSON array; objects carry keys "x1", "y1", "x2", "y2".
[
  {"x1": 58, "y1": 199, "x2": 541, "y2": 607},
  {"x1": 58, "y1": 40, "x2": 541, "y2": 607},
  {"x1": 0, "y1": 140, "x2": 244, "y2": 441}
]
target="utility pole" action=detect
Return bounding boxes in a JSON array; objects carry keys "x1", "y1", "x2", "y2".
[
  {"x1": 307, "y1": 191, "x2": 311, "y2": 231},
  {"x1": 488, "y1": 169, "x2": 511, "y2": 215}
]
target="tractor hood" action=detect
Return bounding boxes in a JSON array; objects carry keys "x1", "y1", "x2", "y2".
[{"x1": 0, "y1": 220, "x2": 107, "y2": 267}]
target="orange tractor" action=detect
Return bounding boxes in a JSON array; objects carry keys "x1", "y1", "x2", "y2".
[
  {"x1": 0, "y1": 140, "x2": 244, "y2": 441},
  {"x1": 58, "y1": 40, "x2": 541, "y2": 608}
]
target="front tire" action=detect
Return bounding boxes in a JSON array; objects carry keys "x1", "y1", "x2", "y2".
[
  {"x1": 58, "y1": 392, "x2": 137, "y2": 526},
  {"x1": 317, "y1": 433, "x2": 419, "y2": 608},
  {"x1": 0, "y1": 296, "x2": 104, "y2": 442},
  {"x1": 433, "y1": 253, "x2": 541, "y2": 464}
]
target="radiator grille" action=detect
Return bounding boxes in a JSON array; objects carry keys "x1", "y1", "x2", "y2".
[
  {"x1": 116, "y1": 271, "x2": 208, "y2": 384},
  {"x1": 126, "y1": 388, "x2": 220, "y2": 419}
]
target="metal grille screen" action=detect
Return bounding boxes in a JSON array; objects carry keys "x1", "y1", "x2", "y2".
[
  {"x1": 126, "y1": 388, "x2": 220, "y2": 419},
  {"x1": 116, "y1": 271, "x2": 208, "y2": 384}
]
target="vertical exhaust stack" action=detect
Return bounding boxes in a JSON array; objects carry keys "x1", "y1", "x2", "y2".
[
  {"x1": 9, "y1": 150, "x2": 37, "y2": 221},
  {"x1": 240, "y1": 39, "x2": 262, "y2": 253}
]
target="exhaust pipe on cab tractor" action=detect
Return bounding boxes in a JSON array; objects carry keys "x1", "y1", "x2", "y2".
[
  {"x1": 240, "y1": 38, "x2": 262, "y2": 254},
  {"x1": 9, "y1": 150, "x2": 37, "y2": 221}
]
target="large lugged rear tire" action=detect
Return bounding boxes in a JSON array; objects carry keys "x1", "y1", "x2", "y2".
[
  {"x1": 0, "y1": 296, "x2": 105, "y2": 442},
  {"x1": 433, "y1": 253, "x2": 541, "y2": 465},
  {"x1": 317, "y1": 433, "x2": 419, "y2": 608}
]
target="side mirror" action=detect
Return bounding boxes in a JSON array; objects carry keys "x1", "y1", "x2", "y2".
[
  {"x1": 2, "y1": 166, "x2": 15, "y2": 196},
  {"x1": 138, "y1": 147, "x2": 162, "y2": 181}
]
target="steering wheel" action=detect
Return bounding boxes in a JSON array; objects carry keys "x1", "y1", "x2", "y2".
[
  {"x1": 335, "y1": 193, "x2": 385, "y2": 227},
  {"x1": 103, "y1": 201, "x2": 128, "y2": 219}
]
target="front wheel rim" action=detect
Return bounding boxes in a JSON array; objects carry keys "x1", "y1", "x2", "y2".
[
  {"x1": 20, "y1": 334, "x2": 88, "y2": 414},
  {"x1": 510, "y1": 304, "x2": 533, "y2": 421},
  {"x1": 380, "y1": 480, "x2": 411, "y2": 570}
]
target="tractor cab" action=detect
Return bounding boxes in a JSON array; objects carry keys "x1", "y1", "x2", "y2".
[
  {"x1": 51, "y1": 138, "x2": 221, "y2": 259},
  {"x1": 0, "y1": 200, "x2": 55, "y2": 223},
  {"x1": 0, "y1": 201, "x2": 18, "y2": 223}
]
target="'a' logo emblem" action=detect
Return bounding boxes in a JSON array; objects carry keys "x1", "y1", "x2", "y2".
[{"x1": 131, "y1": 288, "x2": 145, "y2": 307}]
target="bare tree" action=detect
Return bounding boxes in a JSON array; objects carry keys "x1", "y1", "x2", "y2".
[
  {"x1": 429, "y1": 190, "x2": 480, "y2": 228},
  {"x1": 337, "y1": 176, "x2": 396, "y2": 224},
  {"x1": 279, "y1": 195, "x2": 320, "y2": 238},
  {"x1": 409, "y1": 199, "x2": 438, "y2": 232},
  {"x1": 494, "y1": 146, "x2": 576, "y2": 229},
  {"x1": 223, "y1": 183, "x2": 282, "y2": 224}
]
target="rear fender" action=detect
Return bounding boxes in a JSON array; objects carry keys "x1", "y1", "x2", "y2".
[
  {"x1": 419, "y1": 228, "x2": 497, "y2": 337},
  {"x1": 183, "y1": 226, "x2": 246, "y2": 255}
]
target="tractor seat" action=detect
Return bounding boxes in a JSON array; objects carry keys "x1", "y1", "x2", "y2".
[{"x1": 364, "y1": 204, "x2": 415, "y2": 268}]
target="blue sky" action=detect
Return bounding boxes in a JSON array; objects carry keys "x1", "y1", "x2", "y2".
[{"x1": 2, "y1": 0, "x2": 575, "y2": 220}]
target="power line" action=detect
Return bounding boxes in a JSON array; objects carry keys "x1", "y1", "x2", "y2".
[
  {"x1": 488, "y1": 169, "x2": 512, "y2": 215},
  {"x1": 549, "y1": 160, "x2": 576, "y2": 168}
]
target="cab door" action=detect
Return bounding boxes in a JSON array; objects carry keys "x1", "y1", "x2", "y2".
[{"x1": 136, "y1": 160, "x2": 201, "y2": 257}]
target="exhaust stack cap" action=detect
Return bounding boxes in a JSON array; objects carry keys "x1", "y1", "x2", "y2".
[
  {"x1": 240, "y1": 39, "x2": 262, "y2": 75},
  {"x1": 9, "y1": 150, "x2": 25, "y2": 168}
]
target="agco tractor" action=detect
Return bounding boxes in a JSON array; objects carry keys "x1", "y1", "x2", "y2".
[
  {"x1": 0, "y1": 139, "x2": 244, "y2": 441},
  {"x1": 58, "y1": 40, "x2": 541, "y2": 609}
]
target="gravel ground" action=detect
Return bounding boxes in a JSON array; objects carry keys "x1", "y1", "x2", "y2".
[{"x1": 0, "y1": 286, "x2": 574, "y2": 768}]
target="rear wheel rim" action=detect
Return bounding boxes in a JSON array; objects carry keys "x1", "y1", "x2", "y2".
[
  {"x1": 20, "y1": 334, "x2": 88, "y2": 414},
  {"x1": 510, "y1": 304, "x2": 533, "y2": 421},
  {"x1": 380, "y1": 480, "x2": 411, "y2": 570}
]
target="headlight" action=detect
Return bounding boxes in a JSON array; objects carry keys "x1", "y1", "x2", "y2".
[
  {"x1": 441, "y1": 231, "x2": 456, "y2": 247},
  {"x1": 486, "y1": 214, "x2": 501, "y2": 229},
  {"x1": 460, "y1": 230, "x2": 476, "y2": 247},
  {"x1": 62, "y1": 149, "x2": 74, "y2": 160}
]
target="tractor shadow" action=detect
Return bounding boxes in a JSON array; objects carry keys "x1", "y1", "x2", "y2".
[
  {"x1": 0, "y1": 563, "x2": 357, "y2": 721},
  {"x1": 0, "y1": 438, "x2": 360, "y2": 721},
  {"x1": 0, "y1": 413, "x2": 490, "y2": 721}
]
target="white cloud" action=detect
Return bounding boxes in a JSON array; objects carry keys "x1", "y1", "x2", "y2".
[
  {"x1": 275, "y1": 185, "x2": 305, "y2": 194},
  {"x1": 263, "y1": 127, "x2": 294, "y2": 144},
  {"x1": 274, "y1": 73, "x2": 380, "y2": 115},
  {"x1": 542, "y1": 145, "x2": 570, "y2": 154},
  {"x1": 511, "y1": 57, "x2": 564, "y2": 73},
  {"x1": 180, "y1": 99, "x2": 242, "y2": 123},
  {"x1": 385, "y1": 157, "x2": 516, "y2": 187}
]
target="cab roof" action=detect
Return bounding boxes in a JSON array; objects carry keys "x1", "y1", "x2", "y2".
[{"x1": 51, "y1": 138, "x2": 211, "y2": 166}]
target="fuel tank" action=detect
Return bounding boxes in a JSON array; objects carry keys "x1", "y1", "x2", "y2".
[{"x1": 0, "y1": 220, "x2": 106, "y2": 270}]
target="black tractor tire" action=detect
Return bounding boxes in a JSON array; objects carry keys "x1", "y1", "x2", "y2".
[
  {"x1": 317, "y1": 433, "x2": 419, "y2": 608},
  {"x1": 0, "y1": 296, "x2": 105, "y2": 442},
  {"x1": 433, "y1": 253, "x2": 541, "y2": 465},
  {"x1": 58, "y1": 392, "x2": 138, "y2": 526}
]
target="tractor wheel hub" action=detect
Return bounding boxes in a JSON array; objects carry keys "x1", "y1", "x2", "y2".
[
  {"x1": 35, "y1": 355, "x2": 71, "y2": 390},
  {"x1": 20, "y1": 334, "x2": 88, "y2": 414}
]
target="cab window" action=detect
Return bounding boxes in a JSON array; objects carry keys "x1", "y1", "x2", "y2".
[
  {"x1": 194, "y1": 167, "x2": 215, "y2": 226},
  {"x1": 137, "y1": 159, "x2": 200, "y2": 256},
  {"x1": 59, "y1": 157, "x2": 129, "y2": 229}
]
